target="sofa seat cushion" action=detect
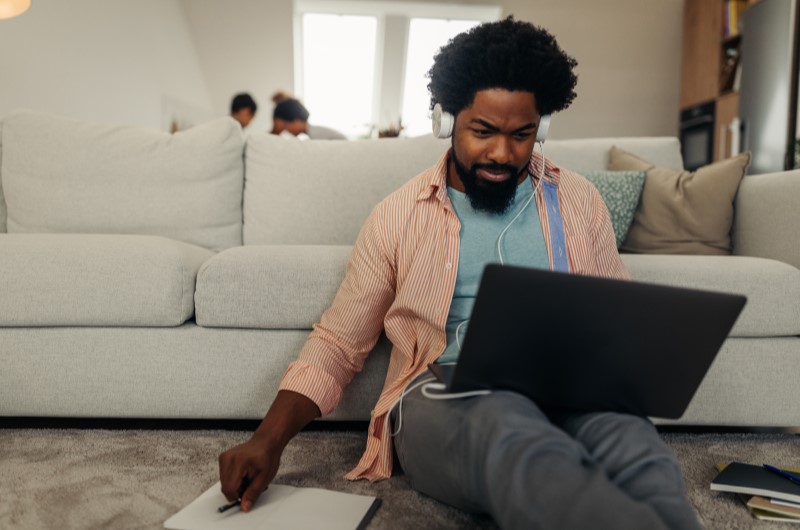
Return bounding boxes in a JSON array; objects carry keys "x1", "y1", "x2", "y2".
[
  {"x1": 0, "y1": 234, "x2": 213, "y2": 326},
  {"x1": 195, "y1": 245, "x2": 351, "y2": 329},
  {"x1": 621, "y1": 254, "x2": 800, "y2": 337}
]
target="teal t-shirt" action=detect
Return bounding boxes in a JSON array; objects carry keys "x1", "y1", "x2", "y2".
[{"x1": 439, "y1": 180, "x2": 549, "y2": 364}]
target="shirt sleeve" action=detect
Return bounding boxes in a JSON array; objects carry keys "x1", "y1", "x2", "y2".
[
  {"x1": 588, "y1": 186, "x2": 630, "y2": 281},
  {"x1": 279, "y1": 204, "x2": 397, "y2": 416}
]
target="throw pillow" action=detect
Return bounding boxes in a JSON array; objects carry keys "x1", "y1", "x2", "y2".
[
  {"x1": 2, "y1": 111, "x2": 244, "y2": 252},
  {"x1": 583, "y1": 170, "x2": 647, "y2": 248},
  {"x1": 609, "y1": 146, "x2": 751, "y2": 255}
]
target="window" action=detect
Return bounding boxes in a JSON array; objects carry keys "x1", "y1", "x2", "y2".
[
  {"x1": 401, "y1": 18, "x2": 482, "y2": 137},
  {"x1": 294, "y1": 1, "x2": 501, "y2": 138},
  {"x1": 300, "y1": 13, "x2": 378, "y2": 138}
]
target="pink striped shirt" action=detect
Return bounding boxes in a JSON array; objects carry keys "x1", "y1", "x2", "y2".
[{"x1": 279, "y1": 148, "x2": 629, "y2": 482}]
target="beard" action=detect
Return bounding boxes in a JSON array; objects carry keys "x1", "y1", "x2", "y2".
[{"x1": 451, "y1": 150, "x2": 529, "y2": 214}]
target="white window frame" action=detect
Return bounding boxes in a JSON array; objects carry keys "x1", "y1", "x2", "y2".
[{"x1": 293, "y1": 0, "x2": 501, "y2": 136}]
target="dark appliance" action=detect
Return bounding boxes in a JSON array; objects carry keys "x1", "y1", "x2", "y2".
[{"x1": 679, "y1": 100, "x2": 716, "y2": 171}]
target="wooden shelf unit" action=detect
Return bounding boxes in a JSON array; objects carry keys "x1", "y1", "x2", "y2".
[{"x1": 680, "y1": 0, "x2": 754, "y2": 162}]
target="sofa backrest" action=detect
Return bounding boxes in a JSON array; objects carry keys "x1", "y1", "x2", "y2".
[
  {"x1": 243, "y1": 133, "x2": 450, "y2": 246},
  {"x1": 547, "y1": 136, "x2": 683, "y2": 174},
  {"x1": 243, "y1": 133, "x2": 683, "y2": 246},
  {"x1": 0, "y1": 120, "x2": 6, "y2": 233},
  {"x1": 1, "y1": 111, "x2": 244, "y2": 252}
]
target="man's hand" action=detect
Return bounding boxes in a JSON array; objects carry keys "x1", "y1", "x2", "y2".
[
  {"x1": 217, "y1": 390, "x2": 321, "y2": 512},
  {"x1": 218, "y1": 435, "x2": 280, "y2": 512}
]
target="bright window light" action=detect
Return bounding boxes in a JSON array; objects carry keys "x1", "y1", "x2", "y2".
[
  {"x1": 301, "y1": 13, "x2": 377, "y2": 138},
  {"x1": 401, "y1": 18, "x2": 482, "y2": 137}
]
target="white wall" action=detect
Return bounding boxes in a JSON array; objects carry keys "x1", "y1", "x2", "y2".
[
  {"x1": 180, "y1": 0, "x2": 295, "y2": 135},
  {"x1": 0, "y1": 0, "x2": 213, "y2": 130},
  {"x1": 181, "y1": 0, "x2": 684, "y2": 139},
  {"x1": 499, "y1": 0, "x2": 684, "y2": 139},
  {"x1": 0, "y1": 0, "x2": 684, "y2": 138}
]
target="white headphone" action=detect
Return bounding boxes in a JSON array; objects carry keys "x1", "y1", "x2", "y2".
[{"x1": 431, "y1": 102, "x2": 551, "y2": 143}]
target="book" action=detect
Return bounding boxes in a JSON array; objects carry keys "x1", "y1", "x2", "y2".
[
  {"x1": 711, "y1": 462, "x2": 800, "y2": 504},
  {"x1": 748, "y1": 495, "x2": 800, "y2": 520},
  {"x1": 164, "y1": 482, "x2": 381, "y2": 530}
]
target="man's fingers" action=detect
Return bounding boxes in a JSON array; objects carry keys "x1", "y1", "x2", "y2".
[
  {"x1": 240, "y1": 472, "x2": 271, "y2": 512},
  {"x1": 218, "y1": 452, "x2": 247, "y2": 502}
]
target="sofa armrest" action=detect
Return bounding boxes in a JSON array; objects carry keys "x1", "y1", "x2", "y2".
[{"x1": 733, "y1": 169, "x2": 800, "y2": 270}]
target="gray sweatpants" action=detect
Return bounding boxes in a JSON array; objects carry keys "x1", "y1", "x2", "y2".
[{"x1": 391, "y1": 379, "x2": 702, "y2": 530}]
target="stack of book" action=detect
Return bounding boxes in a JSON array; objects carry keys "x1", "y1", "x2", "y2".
[
  {"x1": 712, "y1": 462, "x2": 800, "y2": 523},
  {"x1": 723, "y1": 0, "x2": 748, "y2": 38}
]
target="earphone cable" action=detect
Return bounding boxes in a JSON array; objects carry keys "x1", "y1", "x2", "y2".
[{"x1": 496, "y1": 141, "x2": 546, "y2": 265}]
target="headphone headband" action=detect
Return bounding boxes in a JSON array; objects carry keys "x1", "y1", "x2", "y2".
[{"x1": 432, "y1": 102, "x2": 551, "y2": 142}]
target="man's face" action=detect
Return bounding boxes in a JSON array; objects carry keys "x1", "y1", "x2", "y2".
[{"x1": 448, "y1": 89, "x2": 541, "y2": 214}]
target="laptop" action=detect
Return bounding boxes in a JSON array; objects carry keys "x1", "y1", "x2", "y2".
[{"x1": 428, "y1": 264, "x2": 746, "y2": 419}]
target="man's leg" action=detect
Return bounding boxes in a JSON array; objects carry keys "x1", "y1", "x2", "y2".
[
  {"x1": 392, "y1": 381, "x2": 669, "y2": 530},
  {"x1": 555, "y1": 411, "x2": 702, "y2": 530}
]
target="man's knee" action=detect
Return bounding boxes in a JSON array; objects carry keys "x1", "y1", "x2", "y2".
[{"x1": 459, "y1": 392, "x2": 585, "y2": 467}]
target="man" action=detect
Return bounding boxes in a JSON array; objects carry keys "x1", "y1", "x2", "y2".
[
  {"x1": 219, "y1": 18, "x2": 700, "y2": 530},
  {"x1": 270, "y1": 91, "x2": 347, "y2": 140},
  {"x1": 230, "y1": 93, "x2": 257, "y2": 129}
]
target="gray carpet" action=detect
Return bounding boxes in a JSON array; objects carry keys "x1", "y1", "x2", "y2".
[{"x1": 0, "y1": 427, "x2": 798, "y2": 529}]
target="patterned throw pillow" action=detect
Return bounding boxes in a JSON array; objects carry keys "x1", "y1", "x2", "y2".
[{"x1": 583, "y1": 170, "x2": 647, "y2": 248}]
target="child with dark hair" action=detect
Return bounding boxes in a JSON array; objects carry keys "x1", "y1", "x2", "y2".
[
  {"x1": 270, "y1": 91, "x2": 346, "y2": 140},
  {"x1": 230, "y1": 93, "x2": 257, "y2": 128},
  {"x1": 219, "y1": 18, "x2": 700, "y2": 530}
]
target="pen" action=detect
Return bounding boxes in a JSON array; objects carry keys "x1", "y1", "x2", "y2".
[
  {"x1": 218, "y1": 499, "x2": 242, "y2": 513},
  {"x1": 763, "y1": 464, "x2": 800, "y2": 486}
]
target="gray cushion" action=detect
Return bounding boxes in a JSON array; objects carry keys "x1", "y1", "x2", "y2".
[
  {"x1": 734, "y1": 169, "x2": 800, "y2": 271},
  {"x1": 0, "y1": 234, "x2": 213, "y2": 326},
  {"x1": 546, "y1": 136, "x2": 684, "y2": 174},
  {"x1": 242, "y1": 134, "x2": 683, "y2": 246},
  {"x1": 622, "y1": 254, "x2": 800, "y2": 337},
  {"x1": 195, "y1": 245, "x2": 351, "y2": 329},
  {"x1": 242, "y1": 133, "x2": 449, "y2": 245},
  {"x1": 1, "y1": 111, "x2": 244, "y2": 251},
  {"x1": 0, "y1": 323, "x2": 390, "y2": 420}
]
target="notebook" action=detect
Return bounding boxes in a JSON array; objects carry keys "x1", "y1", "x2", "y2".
[
  {"x1": 712, "y1": 463, "x2": 800, "y2": 504},
  {"x1": 164, "y1": 482, "x2": 381, "y2": 530},
  {"x1": 428, "y1": 264, "x2": 746, "y2": 419}
]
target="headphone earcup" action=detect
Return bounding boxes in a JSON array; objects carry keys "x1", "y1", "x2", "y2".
[
  {"x1": 432, "y1": 103, "x2": 454, "y2": 139},
  {"x1": 536, "y1": 115, "x2": 551, "y2": 143}
]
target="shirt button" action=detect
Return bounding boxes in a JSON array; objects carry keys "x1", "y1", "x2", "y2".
[{"x1": 445, "y1": 262, "x2": 452, "y2": 269}]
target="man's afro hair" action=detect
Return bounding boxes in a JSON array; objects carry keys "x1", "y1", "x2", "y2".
[{"x1": 428, "y1": 17, "x2": 578, "y2": 116}]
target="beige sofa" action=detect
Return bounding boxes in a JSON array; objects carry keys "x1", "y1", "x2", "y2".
[{"x1": 1, "y1": 110, "x2": 798, "y2": 426}]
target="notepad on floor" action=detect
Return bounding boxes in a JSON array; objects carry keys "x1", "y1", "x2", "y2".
[
  {"x1": 164, "y1": 482, "x2": 381, "y2": 530},
  {"x1": 711, "y1": 462, "x2": 800, "y2": 504}
]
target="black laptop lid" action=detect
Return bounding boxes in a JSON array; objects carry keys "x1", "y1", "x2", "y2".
[{"x1": 445, "y1": 264, "x2": 746, "y2": 419}]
